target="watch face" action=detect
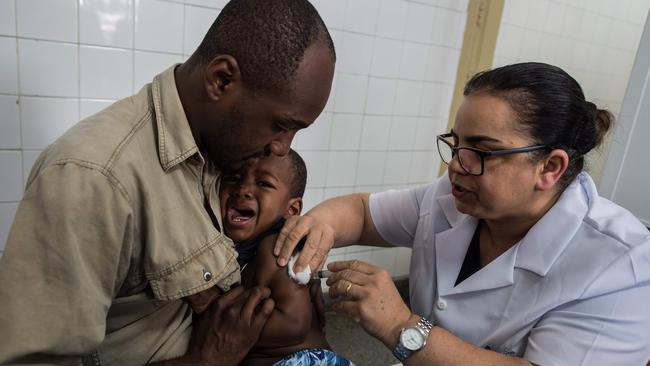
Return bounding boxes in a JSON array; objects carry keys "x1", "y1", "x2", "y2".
[{"x1": 400, "y1": 327, "x2": 425, "y2": 351}]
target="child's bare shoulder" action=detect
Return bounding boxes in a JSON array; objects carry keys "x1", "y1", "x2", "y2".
[
  {"x1": 255, "y1": 234, "x2": 282, "y2": 268},
  {"x1": 251, "y1": 234, "x2": 290, "y2": 286}
]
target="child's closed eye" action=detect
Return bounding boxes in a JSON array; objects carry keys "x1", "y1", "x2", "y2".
[
  {"x1": 257, "y1": 180, "x2": 275, "y2": 189},
  {"x1": 223, "y1": 174, "x2": 241, "y2": 183}
]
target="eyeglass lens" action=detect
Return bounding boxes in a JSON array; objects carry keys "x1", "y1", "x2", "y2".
[{"x1": 437, "y1": 137, "x2": 482, "y2": 175}]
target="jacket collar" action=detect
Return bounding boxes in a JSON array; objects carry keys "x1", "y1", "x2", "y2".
[{"x1": 151, "y1": 64, "x2": 200, "y2": 171}]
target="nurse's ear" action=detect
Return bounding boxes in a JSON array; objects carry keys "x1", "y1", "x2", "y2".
[{"x1": 535, "y1": 149, "x2": 569, "y2": 191}]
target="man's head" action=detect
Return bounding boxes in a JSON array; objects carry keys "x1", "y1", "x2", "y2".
[
  {"x1": 219, "y1": 149, "x2": 307, "y2": 243},
  {"x1": 178, "y1": 0, "x2": 336, "y2": 173}
]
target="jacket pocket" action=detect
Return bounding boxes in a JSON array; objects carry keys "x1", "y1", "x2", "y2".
[{"x1": 147, "y1": 232, "x2": 240, "y2": 301}]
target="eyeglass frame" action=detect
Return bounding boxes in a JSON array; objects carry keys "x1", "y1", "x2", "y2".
[{"x1": 436, "y1": 133, "x2": 548, "y2": 176}]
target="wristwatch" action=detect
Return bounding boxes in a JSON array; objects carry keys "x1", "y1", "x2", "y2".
[{"x1": 392, "y1": 316, "x2": 435, "y2": 362}]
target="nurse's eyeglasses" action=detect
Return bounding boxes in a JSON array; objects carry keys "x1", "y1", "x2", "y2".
[{"x1": 436, "y1": 133, "x2": 548, "y2": 176}]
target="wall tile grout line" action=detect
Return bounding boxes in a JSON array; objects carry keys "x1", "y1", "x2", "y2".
[{"x1": 14, "y1": 0, "x2": 24, "y2": 189}]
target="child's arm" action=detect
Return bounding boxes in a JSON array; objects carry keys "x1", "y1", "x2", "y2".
[{"x1": 251, "y1": 234, "x2": 314, "y2": 348}]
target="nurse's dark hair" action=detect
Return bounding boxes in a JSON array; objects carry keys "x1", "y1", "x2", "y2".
[
  {"x1": 287, "y1": 149, "x2": 307, "y2": 199},
  {"x1": 190, "y1": 0, "x2": 335, "y2": 94},
  {"x1": 463, "y1": 62, "x2": 614, "y2": 189}
]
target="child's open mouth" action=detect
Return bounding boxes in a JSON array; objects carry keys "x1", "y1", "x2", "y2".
[{"x1": 227, "y1": 207, "x2": 256, "y2": 226}]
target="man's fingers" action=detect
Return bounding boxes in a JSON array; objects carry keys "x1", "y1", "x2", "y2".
[
  {"x1": 186, "y1": 285, "x2": 221, "y2": 314},
  {"x1": 327, "y1": 260, "x2": 376, "y2": 275},
  {"x1": 274, "y1": 217, "x2": 299, "y2": 256},
  {"x1": 252, "y1": 298, "x2": 275, "y2": 331},
  {"x1": 213, "y1": 285, "x2": 245, "y2": 310},
  {"x1": 240, "y1": 286, "x2": 272, "y2": 323}
]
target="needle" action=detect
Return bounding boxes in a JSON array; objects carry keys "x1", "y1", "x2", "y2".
[{"x1": 311, "y1": 270, "x2": 331, "y2": 279}]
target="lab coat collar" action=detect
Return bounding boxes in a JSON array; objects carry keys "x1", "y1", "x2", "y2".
[
  {"x1": 434, "y1": 210, "x2": 518, "y2": 296},
  {"x1": 437, "y1": 189, "x2": 467, "y2": 228},
  {"x1": 433, "y1": 173, "x2": 592, "y2": 295},
  {"x1": 514, "y1": 173, "x2": 592, "y2": 276},
  {"x1": 435, "y1": 193, "x2": 516, "y2": 295}
]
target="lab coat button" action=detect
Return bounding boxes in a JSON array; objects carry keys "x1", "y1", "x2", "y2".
[
  {"x1": 203, "y1": 270, "x2": 213, "y2": 282},
  {"x1": 436, "y1": 300, "x2": 447, "y2": 310}
]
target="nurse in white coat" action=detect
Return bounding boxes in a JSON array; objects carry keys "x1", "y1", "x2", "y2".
[{"x1": 274, "y1": 62, "x2": 650, "y2": 365}]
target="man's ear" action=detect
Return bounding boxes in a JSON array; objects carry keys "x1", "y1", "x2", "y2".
[
  {"x1": 536, "y1": 149, "x2": 569, "y2": 191},
  {"x1": 285, "y1": 197, "x2": 303, "y2": 217},
  {"x1": 204, "y1": 55, "x2": 241, "y2": 101}
]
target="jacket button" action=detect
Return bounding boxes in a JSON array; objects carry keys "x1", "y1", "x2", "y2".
[
  {"x1": 203, "y1": 270, "x2": 213, "y2": 282},
  {"x1": 436, "y1": 300, "x2": 447, "y2": 310}
]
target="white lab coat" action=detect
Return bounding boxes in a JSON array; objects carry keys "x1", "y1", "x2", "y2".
[{"x1": 370, "y1": 172, "x2": 650, "y2": 365}]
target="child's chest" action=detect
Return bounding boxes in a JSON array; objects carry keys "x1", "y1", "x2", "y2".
[{"x1": 240, "y1": 260, "x2": 259, "y2": 289}]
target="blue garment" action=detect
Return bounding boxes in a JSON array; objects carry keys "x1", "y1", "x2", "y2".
[{"x1": 273, "y1": 349, "x2": 355, "y2": 366}]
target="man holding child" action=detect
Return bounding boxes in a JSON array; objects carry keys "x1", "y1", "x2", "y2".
[{"x1": 0, "y1": 0, "x2": 335, "y2": 364}]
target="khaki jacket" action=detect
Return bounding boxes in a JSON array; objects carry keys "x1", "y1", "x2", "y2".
[{"x1": 0, "y1": 66, "x2": 240, "y2": 365}]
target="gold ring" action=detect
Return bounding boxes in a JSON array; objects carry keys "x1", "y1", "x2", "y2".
[{"x1": 345, "y1": 283, "x2": 352, "y2": 296}]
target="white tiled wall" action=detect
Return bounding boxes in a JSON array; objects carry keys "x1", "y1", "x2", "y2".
[
  {"x1": 294, "y1": 0, "x2": 468, "y2": 283},
  {"x1": 0, "y1": 0, "x2": 468, "y2": 279},
  {"x1": 493, "y1": 0, "x2": 650, "y2": 184}
]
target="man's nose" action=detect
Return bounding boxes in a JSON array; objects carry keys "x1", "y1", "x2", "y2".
[{"x1": 265, "y1": 133, "x2": 295, "y2": 157}]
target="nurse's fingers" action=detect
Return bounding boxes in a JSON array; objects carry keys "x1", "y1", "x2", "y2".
[
  {"x1": 274, "y1": 215, "x2": 335, "y2": 273},
  {"x1": 330, "y1": 300, "x2": 359, "y2": 319},
  {"x1": 302, "y1": 231, "x2": 332, "y2": 274},
  {"x1": 274, "y1": 216, "x2": 299, "y2": 257},
  {"x1": 327, "y1": 259, "x2": 376, "y2": 275},
  {"x1": 328, "y1": 279, "x2": 365, "y2": 300},
  {"x1": 293, "y1": 230, "x2": 324, "y2": 273},
  {"x1": 325, "y1": 268, "x2": 371, "y2": 287},
  {"x1": 274, "y1": 216, "x2": 300, "y2": 260}
]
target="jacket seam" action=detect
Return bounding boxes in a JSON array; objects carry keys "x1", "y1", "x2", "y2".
[
  {"x1": 104, "y1": 109, "x2": 153, "y2": 176},
  {"x1": 51, "y1": 159, "x2": 132, "y2": 205},
  {"x1": 152, "y1": 78, "x2": 168, "y2": 167}
]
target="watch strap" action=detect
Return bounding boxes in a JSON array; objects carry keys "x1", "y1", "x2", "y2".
[
  {"x1": 391, "y1": 317, "x2": 435, "y2": 362},
  {"x1": 392, "y1": 342, "x2": 412, "y2": 362}
]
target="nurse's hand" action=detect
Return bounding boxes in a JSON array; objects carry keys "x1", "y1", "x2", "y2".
[
  {"x1": 274, "y1": 214, "x2": 335, "y2": 273},
  {"x1": 326, "y1": 260, "x2": 415, "y2": 348}
]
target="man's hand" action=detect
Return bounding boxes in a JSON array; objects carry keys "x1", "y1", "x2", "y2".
[
  {"x1": 183, "y1": 286, "x2": 275, "y2": 366},
  {"x1": 185, "y1": 285, "x2": 222, "y2": 315}
]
